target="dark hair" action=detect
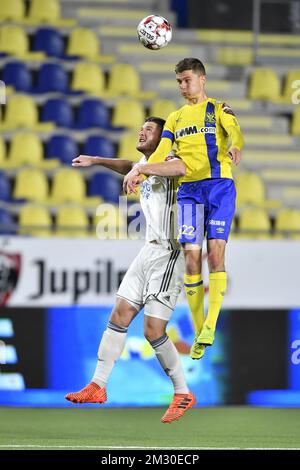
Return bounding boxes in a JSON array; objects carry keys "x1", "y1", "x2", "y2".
[
  {"x1": 145, "y1": 116, "x2": 166, "y2": 136},
  {"x1": 175, "y1": 58, "x2": 206, "y2": 76}
]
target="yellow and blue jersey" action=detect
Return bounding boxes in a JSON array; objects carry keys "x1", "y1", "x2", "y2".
[{"x1": 147, "y1": 98, "x2": 244, "y2": 185}]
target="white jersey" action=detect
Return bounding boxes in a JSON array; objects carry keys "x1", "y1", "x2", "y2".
[{"x1": 139, "y1": 156, "x2": 179, "y2": 249}]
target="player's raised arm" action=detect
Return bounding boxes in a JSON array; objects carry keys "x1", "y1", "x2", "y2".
[
  {"x1": 138, "y1": 158, "x2": 186, "y2": 177},
  {"x1": 72, "y1": 155, "x2": 134, "y2": 175},
  {"x1": 219, "y1": 103, "x2": 244, "y2": 166},
  {"x1": 147, "y1": 112, "x2": 176, "y2": 164}
]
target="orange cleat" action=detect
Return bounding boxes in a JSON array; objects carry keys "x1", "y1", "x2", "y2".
[
  {"x1": 161, "y1": 391, "x2": 196, "y2": 423},
  {"x1": 65, "y1": 382, "x2": 107, "y2": 404}
]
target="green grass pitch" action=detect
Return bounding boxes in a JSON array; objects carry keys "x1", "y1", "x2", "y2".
[{"x1": 1, "y1": 406, "x2": 300, "y2": 450}]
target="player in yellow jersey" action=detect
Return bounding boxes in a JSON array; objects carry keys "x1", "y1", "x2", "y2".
[{"x1": 124, "y1": 58, "x2": 244, "y2": 360}]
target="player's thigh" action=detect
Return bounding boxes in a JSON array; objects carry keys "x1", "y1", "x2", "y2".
[
  {"x1": 144, "y1": 311, "x2": 168, "y2": 342},
  {"x1": 116, "y1": 249, "x2": 145, "y2": 310},
  {"x1": 110, "y1": 297, "x2": 140, "y2": 328},
  {"x1": 177, "y1": 184, "x2": 205, "y2": 245},
  {"x1": 207, "y1": 179, "x2": 236, "y2": 241}
]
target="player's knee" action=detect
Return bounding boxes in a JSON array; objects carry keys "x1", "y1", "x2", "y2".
[
  {"x1": 144, "y1": 323, "x2": 166, "y2": 343},
  {"x1": 207, "y1": 251, "x2": 224, "y2": 271}
]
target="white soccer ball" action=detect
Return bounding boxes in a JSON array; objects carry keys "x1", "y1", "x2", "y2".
[{"x1": 137, "y1": 15, "x2": 172, "y2": 50}]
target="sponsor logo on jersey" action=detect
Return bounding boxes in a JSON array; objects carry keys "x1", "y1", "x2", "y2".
[
  {"x1": 141, "y1": 181, "x2": 152, "y2": 199},
  {"x1": 175, "y1": 125, "x2": 216, "y2": 139},
  {"x1": 208, "y1": 219, "x2": 226, "y2": 226}
]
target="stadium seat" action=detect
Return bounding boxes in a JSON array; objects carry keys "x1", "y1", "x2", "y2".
[
  {"x1": 248, "y1": 68, "x2": 281, "y2": 101},
  {"x1": 0, "y1": 137, "x2": 7, "y2": 164},
  {"x1": 41, "y1": 98, "x2": 74, "y2": 128},
  {"x1": 0, "y1": 25, "x2": 28, "y2": 56},
  {"x1": 2, "y1": 94, "x2": 38, "y2": 129},
  {"x1": 84, "y1": 136, "x2": 115, "y2": 158},
  {"x1": 282, "y1": 70, "x2": 300, "y2": 103},
  {"x1": 291, "y1": 105, "x2": 300, "y2": 136},
  {"x1": 112, "y1": 98, "x2": 145, "y2": 130},
  {"x1": 33, "y1": 27, "x2": 64, "y2": 58},
  {"x1": 71, "y1": 62, "x2": 106, "y2": 95},
  {"x1": 27, "y1": 0, "x2": 76, "y2": 27},
  {"x1": 2, "y1": 61, "x2": 32, "y2": 92},
  {"x1": 37, "y1": 63, "x2": 68, "y2": 93},
  {"x1": 50, "y1": 168, "x2": 86, "y2": 203},
  {"x1": 117, "y1": 132, "x2": 142, "y2": 162},
  {"x1": 0, "y1": 172, "x2": 11, "y2": 201},
  {"x1": 46, "y1": 135, "x2": 79, "y2": 165},
  {"x1": 8, "y1": 132, "x2": 43, "y2": 167},
  {"x1": 235, "y1": 172, "x2": 266, "y2": 208},
  {"x1": 89, "y1": 173, "x2": 121, "y2": 203},
  {"x1": 67, "y1": 28, "x2": 100, "y2": 59},
  {"x1": 56, "y1": 205, "x2": 89, "y2": 237},
  {"x1": 0, "y1": 208, "x2": 15, "y2": 235},
  {"x1": 238, "y1": 208, "x2": 271, "y2": 239},
  {"x1": 108, "y1": 63, "x2": 156, "y2": 99},
  {"x1": 0, "y1": 0, "x2": 25, "y2": 22},
  {"x1": 18, "y1": 204, "x2": 51, "y2": 237},
  {"x1": 13, "y1": 168, "x2": 49, "y2": 202},
  {"x1": 275, "y1": 208, "x2": 300, "y2": 239},
  {"x1": 93, "y1": 203, "x2": 127, "y2": 240},
  {"x1": 76, "y1": 99, "x2": 109, "y2": 129},
  {"x1": 149, "y1": 99, "x2": 177, "y2": 121}
]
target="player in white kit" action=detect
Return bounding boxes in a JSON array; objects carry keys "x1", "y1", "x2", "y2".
[{"x1": 65, "y1": 118, "x2": 196, "y2": 423}]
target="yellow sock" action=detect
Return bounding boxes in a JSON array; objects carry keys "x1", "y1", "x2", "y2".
[
  {"x1": 205, "y1": 272, "x2": 227, "y2": 331},
  {"x1": 184, "y1": 273, "x2": 205, "y2": 334}
]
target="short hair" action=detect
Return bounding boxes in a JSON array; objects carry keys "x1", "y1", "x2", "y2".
[
  {"x1": 175, "y1": 58, "x2": 206, "y2": 76},
  {"x1": 144, "y1": 116, "x2": 166, "y2": 136}
]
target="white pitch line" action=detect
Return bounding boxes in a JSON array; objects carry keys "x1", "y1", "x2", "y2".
[{"x1": 0, "y1": 445, "x2": 299, "y2": 450}]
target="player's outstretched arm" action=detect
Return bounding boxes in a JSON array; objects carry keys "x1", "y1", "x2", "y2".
[
  {"x1": 138, "y1": 159, "x2": 186, "y2": 177},
  {"x1": 72, "y1": 155, "x2": 134, "y2": 175}
]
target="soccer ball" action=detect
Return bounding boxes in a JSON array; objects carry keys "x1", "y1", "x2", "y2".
[{"x1": 137, "y1": 15, "x2": 172, "y2": 50}]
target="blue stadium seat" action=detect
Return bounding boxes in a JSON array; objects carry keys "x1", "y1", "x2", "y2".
[
  {"x1": 37, "y1": 63, "x2": 68, "y2": 93},
  {"x1": 33, "y1": 27, "x2": 64, "y2": 58},
  {"x1": 76, "y1": 99, "x2": 109, "y2": 129},
  {"x1": 41, "y1": 98, "x2": 73, "y2": 128},
  {"x1": 84, "y1": 136, "x2": 115, "y2": 158},
  {"x1": 89, "y1": 173, "x2": 121, "y2": 203},
  {"x1": 0, "y1": 172, "x2": 11, "y2": 201},
  {"x1": 46, "y1": 135, "x2": 79, "y2": 165},
  {"x1": 2, "y1": 61, "x2": 32, "y2": 92},
  {"x1": 0, "y1": 208, "x2": 15, "y2": 234}
]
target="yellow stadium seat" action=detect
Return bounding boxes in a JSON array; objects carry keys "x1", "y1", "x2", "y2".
[
  {"x1": 149, "y1": 99, "x2": 177, "y2": 121},
  {"x1": 8, "y1": 132, "x2": 43, "y2": 167},
  {"x1": 2, "y1": 94, "x2": 37, "y2": 129},
  {"x1": 112, "y1": 98, "x2": 145, "y2": 130},
  {"x1": 108, "y1": 64, "x2": 156, "y2": 99},
  {"x1": 275, "y1": 208, "x2": 300, "y2": 239},
  {"x1": 117, "y1": 132, "x2": 141, "y2": 162},
  {"x1": 0, "y1": 25, "x2": 28, "y2": 56},
  {"x1": 27, "y1": 0, "x2": 76, "y2": 27},
  {"x1": 56, "y1": 205, "x2": 89, "y2": 237},
  {"x1": 71, "y1": 62, "x2": 105, "y2": 95},
  {"x1": 93, "y1": 203, "x2": 127, "y2": 239},
  {"x1": 0, "y1": 137, "x2": 6, "y2": 164},
  {"x1": 14, "y1": 168, "x2": 49, "y2": 202},
  {"x1": 235, "y1": 172, "x2": 265, "y2": 207},
  {"x1": 19, "y1": 204, "x2": 51, "y2": 237},
  {"x1": 282, "y1": 70, "x2": 300, "y2": 103},
  {"x1": 67, "y1": 28, "x2": 100, "y2": 58},
  {"x1": 0, "y1": 0, "x2": 25, "y2": 21},
  {"x1": 248, "y1": 68, "x2": 281, "y2": 101},
  {"x1": 217, "y1": 47, "x2": 253, "y2": 65},
  {"x1": 51, "y1": 168, "x2": 86, "y2": 204},
  {"x1": 238, "y1": 208, "x2": 271, "y2": 239},
  {"x1": 291, "y1": 106, "x2": 300, "y2": 136}
]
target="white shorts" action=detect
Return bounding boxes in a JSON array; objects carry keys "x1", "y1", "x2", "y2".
[{"x1": 117, "y1": 242, "x2": 184, "y2": 321}]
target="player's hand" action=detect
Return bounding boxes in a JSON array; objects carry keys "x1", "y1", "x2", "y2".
[
  {"x1": 228, "y1": 147, "x2": 242, "y2": 165},
  {"x1": 72, "y1": 155, "x2": 95, "y2": 167},
  {"x1": 123, "y1": 167, "x2": 141, "y2": 194}
]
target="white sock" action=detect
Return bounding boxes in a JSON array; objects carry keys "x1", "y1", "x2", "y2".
[
  {"x1": 150, "y1": 334, "x2": 189, "y2": 394},
  {"x1": 92, "y1": 321, "x2": 127, "y2": 387}
]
